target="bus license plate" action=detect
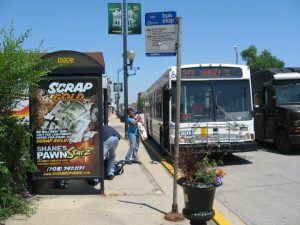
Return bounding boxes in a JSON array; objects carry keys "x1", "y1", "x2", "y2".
[{"x1": 180, "y1": 129, "x2": 193, "y2": 137}]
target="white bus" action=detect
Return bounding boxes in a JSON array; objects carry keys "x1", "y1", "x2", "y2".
[{"x1": 144, "y1": 64, "x2": 257, "y2": 154}]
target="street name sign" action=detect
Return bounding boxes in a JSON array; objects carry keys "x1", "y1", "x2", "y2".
[{"x1": 145, "y1": 11, "x2": 177, "y2": 56}]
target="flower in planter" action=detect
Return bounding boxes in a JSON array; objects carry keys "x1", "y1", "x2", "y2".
[{"x1": 178, "y1": 150, "x2": 226, "y2": 186}]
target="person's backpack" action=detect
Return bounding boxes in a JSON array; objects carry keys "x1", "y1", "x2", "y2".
[
  {"x1": 104, "y1": 159, "x2": 126, "y2": 176},
  {"x1": 114, "y1": 160, "x2": 126, "y2": 175}
]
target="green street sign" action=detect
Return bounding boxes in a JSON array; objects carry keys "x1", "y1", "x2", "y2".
[
  {"x1": 113, "y1": 83, "x2": 123, "y2": 92},
  {"x1": 127, "y1": 3, "x2": 141, "y2": 35},
  {"x1": 108, "y1": 3, "x2": 122, "y2": 34}
]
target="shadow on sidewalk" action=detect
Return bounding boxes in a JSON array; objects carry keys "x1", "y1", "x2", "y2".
[
  {"x1": 118, "y1": 200, "x2": 167, "y2": 214},
  {"x1": 32, "y1": 180, "x2": 101, "y2": 195},
  {"x1": 141, "y1": 139, "x2": 162, "y2": 163}
]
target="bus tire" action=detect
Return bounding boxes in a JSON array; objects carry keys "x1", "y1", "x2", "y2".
[{"x1": 276, "y1": 129, "x2": 292, "y2": 154}]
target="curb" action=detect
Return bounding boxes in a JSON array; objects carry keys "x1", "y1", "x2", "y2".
[{"x1": 142, "y1": 140, "x2": 232, "y2": 225}]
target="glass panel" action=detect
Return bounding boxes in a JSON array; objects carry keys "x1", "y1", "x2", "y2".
[
  {"x1": 172, "y1": 81, "x2": 214, "y2": 122},
  {"x1": 276, "y1": 81, "x2": 300, "y2": 104},
  {"x1": 171, "y1": 80, "x2": 252, "y2": 123},
  {"x1": 214, "y1": 80, "x2": 252, "y2": 121}
]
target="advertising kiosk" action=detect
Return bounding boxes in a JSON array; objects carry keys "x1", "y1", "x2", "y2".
[{"x1": 30, "y1": 50, "x2": 105, "y2": 194}]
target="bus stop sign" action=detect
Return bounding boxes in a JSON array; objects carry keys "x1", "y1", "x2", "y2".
[{"x1": 145, "y1": 11, "x2": 177, "y2": 57}]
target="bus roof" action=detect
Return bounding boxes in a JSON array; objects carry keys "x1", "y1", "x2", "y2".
[
  {"x1": 168, "y1": 63, "x2": 249, "y2": 71},
  {"x1": 146, "y1": 64, "x2": 250, "y2": 94},
  {"x1": 251, "y1": 67, "x2": 300, "y2": 91}
]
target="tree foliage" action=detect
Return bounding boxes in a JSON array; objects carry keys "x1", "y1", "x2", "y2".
[
  {"x1": 241, "y1": 45, "x2": 285, "y2": 72},
  {"x1": 0, "y1": 25, "x2": 55, "y2": 221},
  {"x1": 137, "y1": 95, "x2": 144, "y2": 113},
  {"x1": 0, "y1": 26, "x2": 55, "y2": 112}
]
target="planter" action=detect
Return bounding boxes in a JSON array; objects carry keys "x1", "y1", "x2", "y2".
[{"x1": 182, "y1": 181, "x2": 218, "y2": 225}]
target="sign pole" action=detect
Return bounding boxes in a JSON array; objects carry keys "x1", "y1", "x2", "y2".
[
  {"x1": 165, "y1": 16, "x2": 185, "y2": 222},
  {"x1": 117, "y1": 69, "x2": 121, "y2": 113},
  {"x1": 123, "y1": 0, "x2": 128, "y2": 138}
]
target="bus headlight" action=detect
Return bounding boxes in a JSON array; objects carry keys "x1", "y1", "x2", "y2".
[
  {"x1": 179, "y1": 137, "x2": 186, "y2": 143},
  {"x1": 245, "y1": 133, "x2": 255, "y2": 140},
  {"x1": 291, "y1": 120, "x2": 300, "y2": 128}
]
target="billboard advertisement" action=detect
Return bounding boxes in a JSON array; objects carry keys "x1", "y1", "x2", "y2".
[{"x1": 31, "y1": 78, "x2": 100, "y2": 179}]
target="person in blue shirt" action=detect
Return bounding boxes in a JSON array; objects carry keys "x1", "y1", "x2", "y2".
[{"x1": 125, "y1": 108, "x2": 142, "y2": 164}]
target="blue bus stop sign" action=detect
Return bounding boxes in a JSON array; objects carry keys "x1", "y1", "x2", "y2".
[{"x1": 145, "y1": 11, "x2": 177, "y2": 57}]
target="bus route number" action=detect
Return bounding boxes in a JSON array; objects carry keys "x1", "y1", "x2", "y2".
[{"x1": 180, "y1": 129, "x2": 193, "y2": 137}]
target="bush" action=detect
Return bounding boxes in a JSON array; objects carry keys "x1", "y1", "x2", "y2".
[
  {"x1": 0, "y1": 24, "x2": 56, "y2": 221},
  {"x1": 0, "y1": 115, "x2": 36, "y2": 221}
]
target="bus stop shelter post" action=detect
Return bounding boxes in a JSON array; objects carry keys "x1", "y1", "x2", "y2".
[
  {"x1": 100, "y1": 179, "x2": 104, "y2": 195},
  {"x1": 165, "y1": 16, "x2": 185, "y2": 222}
]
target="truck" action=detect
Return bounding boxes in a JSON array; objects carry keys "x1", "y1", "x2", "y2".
[{"x1": 251, "y1": 67, "x2": 300, "y2": 153}]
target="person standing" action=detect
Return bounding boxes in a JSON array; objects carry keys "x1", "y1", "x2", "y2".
[{"x1": 125, "y1": 108, "x2": 142, "y2": 164}]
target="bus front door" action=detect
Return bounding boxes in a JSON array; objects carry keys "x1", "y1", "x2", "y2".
[{"x1": 162, "y1": 88, "x2": 170, "y2": 151}]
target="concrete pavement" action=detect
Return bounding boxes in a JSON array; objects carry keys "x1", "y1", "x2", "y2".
[{"x1": 5, "y1": 114, "x2": 219, "y2": 225}]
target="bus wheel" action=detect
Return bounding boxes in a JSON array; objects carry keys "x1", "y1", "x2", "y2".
[{"x1": 276, "y1": 130, "x2": 292, "y2": 154}]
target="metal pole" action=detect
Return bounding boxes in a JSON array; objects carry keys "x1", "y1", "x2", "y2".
[
  {"x1": 117, "y1": 69, "x2": 121, "y2": 113},
  {"x1": 173, "y1": 16, "x2": 182, "y2": 214},
  {"x1": 123, "y1": 0, "x2": 128, "y2": 138},
  {"x1": 165, "y1": 16, "x2": 184, "y2": 222},
  {"x1": 233, "y1": 46, "x2": 238, "y2": 64}
]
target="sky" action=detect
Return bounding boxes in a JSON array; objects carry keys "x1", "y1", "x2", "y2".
[{"x1": 1, "y1": 0, "x2": 300, "y2": 104}]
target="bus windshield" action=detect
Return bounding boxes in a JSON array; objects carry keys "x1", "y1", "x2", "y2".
[
  {"x1": 276, "y1": 81, "x2": 300, "y2": 104},
  {"x1": 171, "y1": 80, "x2": 252, "y2": 123}
]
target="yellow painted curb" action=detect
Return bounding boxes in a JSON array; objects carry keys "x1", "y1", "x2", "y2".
[
  {"x1": 213, "y1": 208, "x2": 232, "y2": 225},
  {"x1": 142, "y1": 140, "x2": 232, "y2": 225}
]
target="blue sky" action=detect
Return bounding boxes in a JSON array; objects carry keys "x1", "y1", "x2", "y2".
[{"x1": 1, "y1": 0, "x2": 300, "y2": 104}]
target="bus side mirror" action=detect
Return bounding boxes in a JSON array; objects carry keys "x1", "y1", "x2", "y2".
[
  {"x1": 254, "y1": 104, "x2": 265, "y2": 113},
  {"x1": 163, "y1": 88, "x2": 172, "y2": 100}
]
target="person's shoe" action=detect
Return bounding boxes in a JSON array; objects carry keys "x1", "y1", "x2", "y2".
[
  {"x1": 88, "y1": 179, "x2": 100, "y2": 185},
  {"x1": 132, "y1": 160, "x2": 142, "y2": 164},
  {"x1": 125, "y1": 160, "x2": 132, "y2": 165},
  {"x1": 105, "y1": 175, "x2": 114, "y2": 180},
  {"x1": 54, "y1": 180, "x2": 68, "y2": 189}
]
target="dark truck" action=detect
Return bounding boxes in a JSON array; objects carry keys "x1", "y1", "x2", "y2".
[{"x1": 251, "y1": 67, "x2": 300, "y2": 153}]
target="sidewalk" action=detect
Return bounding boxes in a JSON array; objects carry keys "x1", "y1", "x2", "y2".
[{"x1": 5, "y1": 114, "x2": 217, "y2": 225}]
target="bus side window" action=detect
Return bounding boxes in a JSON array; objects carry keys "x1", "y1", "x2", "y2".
[{"x1": 253, "y1": 91, "x2": 263, "y2": 111}]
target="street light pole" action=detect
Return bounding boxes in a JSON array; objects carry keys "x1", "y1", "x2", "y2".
[
  {"x1": 233, "y1": 45, "x2": 238, "y2": 64},
  {"x1": 123, "y1": 0, "x2": 128, "y2": 138},
  {"x1": 117, "y1": 68, "x2": 122, "y2": 113}
]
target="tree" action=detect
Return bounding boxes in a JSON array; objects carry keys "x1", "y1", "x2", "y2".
[
  {"x1": 137, "y1": 95, "x2": 144, "y2": 113},
  {"x1": 0, "y1": 25, "x2": 56, "y2": 221},
  {"x1": 241, "y1": 45, "x2": 285, "y2": 72}
]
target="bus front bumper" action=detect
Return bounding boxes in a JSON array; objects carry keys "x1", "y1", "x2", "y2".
[
  {"x1": 179, "y1": 141, "x2": 258, "y2": 153},
  {"x1": 289, "y1": 134, "x2": 300, "y2": 148}
]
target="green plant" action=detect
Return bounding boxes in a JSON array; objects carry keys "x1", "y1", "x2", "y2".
[
  {"x1": 0, "y1": 115, "x2": 36, "y2": 221},
  {"x1": 0, "y1": 161, "x2": 34, "y2": 221},
  {"x1": 178, "y1": 150, "x2": 226, "y2": 186},
  {"x1": 0, "y1": 24, "x2": 56, "y2": 221}
]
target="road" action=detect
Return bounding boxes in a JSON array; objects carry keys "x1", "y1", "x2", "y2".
[{"x1": 216, "y1": 144, "x2": 300, "y2": 225}]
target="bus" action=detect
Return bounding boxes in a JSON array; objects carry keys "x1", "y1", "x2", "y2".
[
  {"x1": 144, "y1": 64, "x2": 257, "y2": 154},
  {"x1": 251, "y1": 67, "x2": 300, "y2": 153}
]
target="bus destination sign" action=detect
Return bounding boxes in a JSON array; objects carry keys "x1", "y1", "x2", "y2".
[{"x1": 181, "y1": 67, "x2": 243, "y2": 79}]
